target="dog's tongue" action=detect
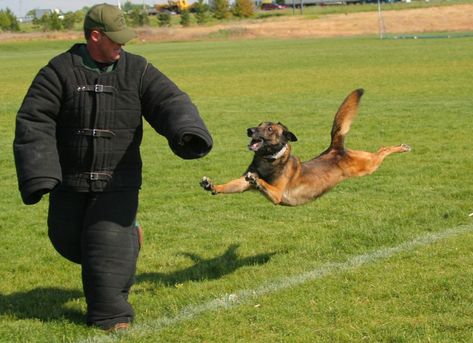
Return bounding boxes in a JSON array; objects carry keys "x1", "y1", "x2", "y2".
[{"x1": 248, "y1": 139, "x2": 263, "y2": 152}]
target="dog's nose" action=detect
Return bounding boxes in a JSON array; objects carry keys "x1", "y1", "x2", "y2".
[{"x1": 247, "y1": 128, "x2": 256, "y2": 137}]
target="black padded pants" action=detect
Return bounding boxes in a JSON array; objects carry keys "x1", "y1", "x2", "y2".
[{"x1": 47, "y1": 189, "x2": 139, "y2": 330}]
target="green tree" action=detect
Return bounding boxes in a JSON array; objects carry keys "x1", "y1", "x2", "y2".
[
  {"x1": 0, "y1": 8, "x2": 20, "y2": 32},
  {"x1": 62, "y1": 11, "x2": 81, "y2": 30},
  {"x1": 180, "y1": 9, "x2": 191, "y2": 27},
  {"x1": 123, "y1": 1, "x2": 137, "y2": 13},
  {"x1": 129, "y1": 8, "x2": 150, "y2": 27},
  {"x1": 233, "y1": 0, "x2": 254, "y2": 18},
  {"x1": 157, "y1": 12, "x2": 171, "y2": 27},
  {"x1": 75, "y1": 10, "x2": 85, "y2": 24},
  {"x1": 213, "y1": 0, "x2": 231, "y2": 20},
  {"x1": 48, "y1": 13, "x2": 63, "y2": 30},
  {"x1": 35, "y1": 12, "x2": 63, "y2": 31},
  {"x1": 194, "y1": 0, "x2": 210, "y2": 25}
]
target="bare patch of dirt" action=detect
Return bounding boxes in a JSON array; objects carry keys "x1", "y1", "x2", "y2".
[{"x1": 1, "y1": 4, "x2": 472, "y2": 43}]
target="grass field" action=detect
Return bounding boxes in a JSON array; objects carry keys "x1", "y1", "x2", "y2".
[{"x1": 0, "y1": 34, "x2": 472, "y2": 342}]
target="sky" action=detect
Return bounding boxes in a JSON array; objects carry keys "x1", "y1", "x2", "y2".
[{"x1": 0, "y1": 0, "x2": 164, "y2": 17}]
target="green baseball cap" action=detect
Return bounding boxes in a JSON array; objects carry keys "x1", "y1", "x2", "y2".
[{"x1": 84, "y1": 3, "x2": 136, "y2": 44}]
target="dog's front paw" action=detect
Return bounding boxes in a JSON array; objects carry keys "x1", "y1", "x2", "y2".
[
  {"x1": 245, "y1": 172, "x2": 260, "y2": 188},
  {"x1": 400, "y1": 144, "x2": 412, "y2": 152},
  {"x1": 200, "y1": 177, "x2": 216, "y2": 194}
]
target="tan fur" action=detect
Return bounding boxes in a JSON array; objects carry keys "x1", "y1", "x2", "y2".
[{"x1": 200, "y1": 89, "x2": 411, "y2": 206}]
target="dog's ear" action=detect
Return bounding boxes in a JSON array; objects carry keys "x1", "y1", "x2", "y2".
[
  {"x1": 284, "y1": 130, "x2": 298, "y2": 142},
  {"x1": 278, "y1": 122, "x2": 298, "y2": 142}
]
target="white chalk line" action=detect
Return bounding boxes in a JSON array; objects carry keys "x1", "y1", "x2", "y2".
[{"x1": 77, "y1": 223, "x2": 473, "y2": 343}]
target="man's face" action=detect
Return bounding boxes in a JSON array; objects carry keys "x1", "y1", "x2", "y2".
[{"x1": 95, "y1": 31, "x2": 123, "y2": 63}]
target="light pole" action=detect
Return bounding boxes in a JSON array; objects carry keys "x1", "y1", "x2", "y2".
[{"x1": 377, "y1": 0, "x2": 386, "y2": 39}]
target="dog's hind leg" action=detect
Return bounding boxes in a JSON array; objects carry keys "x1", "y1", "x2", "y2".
[
  {"x1": 328, "y1": 89, "x2": 365, "y2": 152},
  {"x1": 341, "y1": 144, "x2": 411, "y2": 177}
]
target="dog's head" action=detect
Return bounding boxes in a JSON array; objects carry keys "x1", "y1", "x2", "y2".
[{"x1": 247, "y1": 122, "x2": 297, "y2": 156}]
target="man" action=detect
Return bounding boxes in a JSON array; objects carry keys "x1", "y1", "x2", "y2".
[{"x1": 13, "y1": 3, "x2": 212, "y2": 331}]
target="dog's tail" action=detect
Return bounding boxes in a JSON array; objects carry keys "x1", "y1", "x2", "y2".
[{"x1": 329, "y1": 88, "x2": 364, "y2": 151}]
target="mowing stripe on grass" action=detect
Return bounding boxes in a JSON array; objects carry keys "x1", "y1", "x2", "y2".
[{"x1": 78, "y1": 223, "x2": 473, "y2": 343}]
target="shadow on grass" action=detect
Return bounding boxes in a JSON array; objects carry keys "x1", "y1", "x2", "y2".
[
  {"x1": 0, "y1": 287, "x2": 83, "y2": 324},
  {"x1": 137, "y1": 244, "x2": 277, "y2": 286}
]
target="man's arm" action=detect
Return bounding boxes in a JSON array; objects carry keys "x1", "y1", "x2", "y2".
[
  {"x1": 13, "y1": 65, "x2": 63, "y2": 204},
  {"x1": 140, "y1": 63, "x2": 213, "y2": 160}
]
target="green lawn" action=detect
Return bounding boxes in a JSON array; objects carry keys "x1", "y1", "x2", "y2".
[{"x1": 0, "y1": 35, "x2": 472, "y2": 342}]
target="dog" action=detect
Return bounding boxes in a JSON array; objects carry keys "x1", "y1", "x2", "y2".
[{"x1": 200, "y1": 89, "x2": 411, "y2": 206}]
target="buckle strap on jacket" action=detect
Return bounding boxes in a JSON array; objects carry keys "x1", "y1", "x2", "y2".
[
  {"x1": 77, "y1": 84, "x2": 115, "y2": 93},
  {"x1": 76, "y1": 129, "x2": 116, "y2": 138},
  {"x1": 82, "y1": 172, "x2": 113, "y2": 181}
]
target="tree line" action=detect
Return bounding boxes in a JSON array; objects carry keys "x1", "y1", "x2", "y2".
[{"x1": 0, "y1": 0, "x2": 256, "y2": 32}]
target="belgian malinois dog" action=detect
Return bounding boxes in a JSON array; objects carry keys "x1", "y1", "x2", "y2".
[{"x1": 200, "y1": 89, "x2": 411, "y2": 206}]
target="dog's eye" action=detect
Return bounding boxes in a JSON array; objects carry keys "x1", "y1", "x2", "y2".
[{"x1": 268, "y1": 127, "x2": 273, "y2": 132}]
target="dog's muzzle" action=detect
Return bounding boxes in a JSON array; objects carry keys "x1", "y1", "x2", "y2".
[
  {"x1": 248, "y1": 139, "x2": 263, "y2": 152},
  {"x1": 247, "y1": 127, "x2": 263, "y2": 152}
]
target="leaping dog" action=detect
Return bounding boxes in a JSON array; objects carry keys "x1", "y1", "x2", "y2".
[{"x1": 200, "y1": 89, "x2": 411, "y2": 206}]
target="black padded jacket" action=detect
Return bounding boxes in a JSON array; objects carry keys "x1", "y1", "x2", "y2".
[{"x1": 13, "y1": 44, "x2": 212, "y2": 204}]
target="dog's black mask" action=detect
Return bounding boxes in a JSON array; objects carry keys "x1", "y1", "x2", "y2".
[{"x1": 247, "y1": 122, "x2": 297, "y2": 156}]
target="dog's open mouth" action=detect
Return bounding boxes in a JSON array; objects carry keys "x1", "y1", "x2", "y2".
[{"x1": 248, "y1": 138, "x2": 263, "y2": 152}]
